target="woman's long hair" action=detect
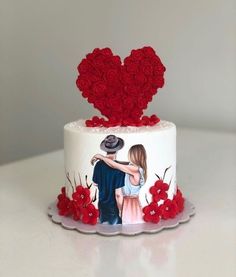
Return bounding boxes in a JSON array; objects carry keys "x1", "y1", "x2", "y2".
[{"x1": 128, "y1": 144, "x2": 147, "y2": 182}]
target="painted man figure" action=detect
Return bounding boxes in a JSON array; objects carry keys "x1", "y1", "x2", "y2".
[{"x1": 91, "y1": 135, "x2": 125, "y2": 225}]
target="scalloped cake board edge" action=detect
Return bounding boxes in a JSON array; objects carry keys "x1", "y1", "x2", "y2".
[{"x1": 48, "y1": 199, "x2": 195, "y2": 236}]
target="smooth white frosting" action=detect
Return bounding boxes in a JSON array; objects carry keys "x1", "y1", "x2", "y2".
[{"x1": 64, "y1": 120, "x2": 177, "y2": 207}]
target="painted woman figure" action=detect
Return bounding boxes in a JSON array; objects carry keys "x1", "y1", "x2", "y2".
[{"x1": 92, "y1": 144, "x2": 147, "y2": 224}]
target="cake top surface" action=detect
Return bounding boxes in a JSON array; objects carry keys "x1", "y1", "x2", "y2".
[{"x1": 65, "y1": 119, "x2": 175, "y2": 134}]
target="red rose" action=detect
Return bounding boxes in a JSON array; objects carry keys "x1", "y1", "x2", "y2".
[
  {"x1": 85, "y1": 119, "x2": 94, "y2": 127},
  {"x1": 160, "y1": 199, "x2": 178, "y2": 219},
  {"x1": 153, "y1": 76, "x2": 164, "y2": 88},
  {"x1": 128, "y1": 85, "x2": 140, "y2": 96},
  {"x1": 125, "y1": 61, "x2": 139, "y2": 73},
  {"x1": 142, "y1": 64, "x2": 153, "y2": 75},
  {"x1": 154, "y1": 64, "x2": 166, "y2": 74},
  {"x1": 87, "y1": 95, "x2": 96, "y2": 104},
  {"x1": 100, "y1": 47, "x2": 113, "y2": 56},
  {"x1": 105, "y1": 69, "x2": 119, "y2": 83},
  {"x1": 86, "y1": 74, "x2": 100, "y2": 83},
  {"x1": 94, "y1": 100, "x2": 105, "y2": 110},
  {"x1": 123, "y1": 96, "x2": 135, "y2": 109},
  {"x1": 92, "y1": 56, "x2": 105, "y2": 69},
  {"x1": 132, "y1": 108, "x2": 143, "y2": 119},
  {"x1": 81, "y1": 203, "x2": 99, "y2": 225},
  {"x1": 130, "y1": 49, "x2": 144, "y2": 60},
  {"x1": 77, "y1": 59, "x2": 92, "y2": 73},
  {"x1": 143, "y1": 202, "x2": 162, "y2": 223},
  {"x1": 76, "y1": 76, "x2": 91, "y2": 91},
  {"x1": 92, "y1": 81, "x2": 107, "y2": 96},
  {"x1": 142, "y1": 46, "x2": 156, "y2": 57},
  {"x1": 111, "y1": 55, "x2": 121, "y2": 65},
  {"x1": 122, "y1": 72, "x2": 134, "y2": 85},
  {"x1": 137, "y1": 97, "x2": 148, "y2": 109},
  {"x1": 72, "y1": 185, "x2": 91, "y2": 207},
  {"x1": 134, "y1": 72, "x2": 147, "y2": 85},
  {"x1": 141, "y1": 115, "x2": 149, "y2": 125},
  {"x1": 108, "y1": 97, "x2": 123, "y2": 113}
]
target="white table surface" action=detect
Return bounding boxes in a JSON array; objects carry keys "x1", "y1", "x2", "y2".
[{"x1": 0, "y1": 128, "x2": 236, "y2": 277}]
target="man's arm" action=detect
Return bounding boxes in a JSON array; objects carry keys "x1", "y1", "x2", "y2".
[{"x1": 92, "y1": 154, "x2": 138, "y2": 176}]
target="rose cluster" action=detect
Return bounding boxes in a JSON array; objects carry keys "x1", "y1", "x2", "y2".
[
  {"x1": 143, "y1": 181, "x2": 185, "y2": 224},
  {"x1": 57, "y1": 186, "x2": 99, "y2": 225},
  {"x1": 76, "y1": 46, "x2": 165, "y2": 127}
]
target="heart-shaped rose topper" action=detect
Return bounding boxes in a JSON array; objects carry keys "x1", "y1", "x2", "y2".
[{"x1": 76, "y1": 46, "x2": 166, "y2": 127}]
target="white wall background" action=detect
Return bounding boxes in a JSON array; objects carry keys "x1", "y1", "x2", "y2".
[{"x1": 0, "y1": 0, "x2": 235, "y2": 165}]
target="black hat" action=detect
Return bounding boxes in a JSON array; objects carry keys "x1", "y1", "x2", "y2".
[{"x1": 100, "y1": 135, "x2": 124, "y2": 153}]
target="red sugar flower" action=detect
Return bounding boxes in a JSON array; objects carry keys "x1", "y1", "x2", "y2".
[
  {"x1": 70, "y1": 200, "x2": 82, "y2": 221},
  {"x1": 173, "y1": 189, "x2": 185, "y2": 213},
  {"x1": 72, "y1": 185, "x2": 91, "y2": 207},
  {"x1": 81, "y1": 203, "x2": 99, "y2": 225},
  {"x1": 149, "y1": 180, "x2": 169, "y2": 202},
  {"x1": 159, "y1": 199, "x2": 178, "y2": 220},
  {"x1": 57, "y1": 187, "x2": 73, "y2": 216},
  {"x1": 143, "y1": 202, "x2": 162, "y2": 223}
]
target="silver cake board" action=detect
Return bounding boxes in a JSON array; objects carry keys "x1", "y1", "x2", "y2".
[{"x1": 48, "y1": 200, "x2": 195, "y2": 236}]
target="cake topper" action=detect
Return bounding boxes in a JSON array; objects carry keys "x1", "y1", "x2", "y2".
[{"x1": 76, "y1": 46, "x2": 166, "y2": 127}]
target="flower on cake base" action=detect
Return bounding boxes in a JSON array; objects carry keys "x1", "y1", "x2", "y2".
[
  {"x1": 70, "y1": 201, "x2": 82, "y2": 221},
  {"x1": 72, "y1": 185, "x2": 91, "y2": 207},
  {"x1": 149, "y1": 180, "x2": 169, "y2": 202},
  {"x1": 173, "y1": 189, "x2": 185, "y2": 213},
  {"x1": 56, "y1": 173, "x2": 99, "y2": 225},
  {"x1": 57, "y1": 187, "x2": 73, "y2": 216},
  {"x1": 159, "y1": 199, "x2": 178, "y2": 220},
  {"x1": 81, "y1": 204, "x2": 99, "y2": 225},
  {"x1": 143, "y1": 202, "x2": 162, "y2": 223}
]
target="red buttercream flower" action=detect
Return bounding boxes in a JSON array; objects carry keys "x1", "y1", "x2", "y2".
[
  {"x1": 134, "y1": 72, "x2": 147, "y2": 85},
  {"x1": 81, "y1": 203, "x2": 99, "y2": 225},
  {"x1": 149, "y1": 114, "x2": 160, "y2": 126},
  {"x1": 173, "y1": 189, "x2": 185, "y2": 213},
  {"x1": 142, "y1": 64, "x2": 153, "y2": 75},
  {"x1": 100, "y1": 47, "x2": 113, "y2": 56},
  {"x1": 130, "y1": 49, "x2": 144, "y2": 60},
  {"x1": 149, "y1": 180, "x2": 169, "y2": 202},
  {"x1": 159, "y1": 199, "x2": 178, "y2": 220},
  {"x1": 77, "y1": 59, "x2": 93, "y2": 73},
  {"x1": 105, "y1": 69, "x2": 119, "y2": 83},
  {"x1": 76, "y1": 76, "x2": 92, "y2": 91},
  {"x1": 122, "y1": 71, "x2": 134, "y2": 84},
  {"x1": 142, "y1": 46, "x2": 156, "y2": 57},
  {"x1": 125, "y1": 61, "x2": 139, "y2": 73},
  {"x1": 92, "y1": 81, "x2": 107, "y2": 96},
  {"x1": 143, "y1": 202, "x2": 162, "y2": 223},
  {"x1": 72, "y1": 185, "x2": 91, "y2": 207}
]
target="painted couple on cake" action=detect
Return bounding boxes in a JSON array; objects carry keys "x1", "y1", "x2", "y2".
[{"x1": 91, "y1": 135, "x2": 147, "y2": 225}]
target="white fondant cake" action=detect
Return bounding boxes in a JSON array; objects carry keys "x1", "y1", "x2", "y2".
[
  {"x1": 64, "y1": 120, "x2": 177, "y2": 208},
  {"x1": 54, "y1": 46, "x2": 186, "y2": 227}
]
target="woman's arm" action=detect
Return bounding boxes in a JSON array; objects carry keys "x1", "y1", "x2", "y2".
[
  {"x1": 91, "y1": 154, "x2": 138, "y2": 176},
  {"x1": 115, "y1": 188, "x2": 123, "y2": 216}
]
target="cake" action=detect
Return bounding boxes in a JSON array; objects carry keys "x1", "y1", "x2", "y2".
[{"x1": 56, "y1": 46, "x2": 185, "y2": 226}]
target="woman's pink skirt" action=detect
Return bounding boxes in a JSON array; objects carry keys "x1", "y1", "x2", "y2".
[{"x1": 122, "y1": 196, "x2": 144, "y2": 224}]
